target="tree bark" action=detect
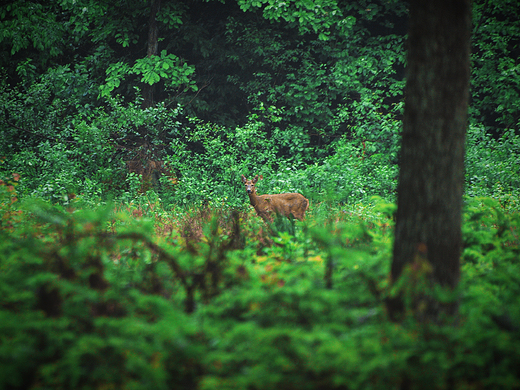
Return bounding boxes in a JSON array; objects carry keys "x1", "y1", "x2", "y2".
[
  {"x1": 143, "y1": 0, "x2": 161, "y2": 108},
  {"x1": 389, "y1": 0, "x2": 471, "y2": 320}
]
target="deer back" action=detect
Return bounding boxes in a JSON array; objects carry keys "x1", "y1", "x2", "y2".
[
  {"x1": 256, "y1": 193, "x2": 309, "y2": 221},
  {"x1": 241, "y1": 174, "x2": 309, "y2": 221}
]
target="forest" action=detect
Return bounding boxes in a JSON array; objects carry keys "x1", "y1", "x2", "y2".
[{"x1": 1, "y1": 0, "x2": 520, "y2": 389}]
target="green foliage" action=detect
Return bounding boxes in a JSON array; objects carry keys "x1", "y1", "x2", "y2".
[
  {"x1": 1, "y1": 64, "x2": 515, "y2": 209},
  {"x1": 1, "y1": 0, "x2": 517, "y2": 209},
  {"x1": 1, "y1": 79, "x2": 115, "y2": 201},
  {"x1": 1, "y1": 188, "x2": 519, "y2": 389},
  {"x1": 100, "y1": 50, "x2": 197, "y2": 98},
  {"x1": 163, "y1": 116, "x2": 282, "y2": 206},
  {"x1": 2, "y1": 1, "x2": 520, "y2": 386},
  {"x1": 99, "y1": 62, "x2": 131, "y2": 97},
  {"x1": 237, "y1": 0, "x2": 343, "y2": 38},
  {"x1": 465, "y1": 125, "x2": 520, "y2": 205},
  {"x1": 222, "y1": 3, "x2": 406, "y2": 158},
  {"x1": 2, "y1": 0, "x2": 518, "y2": 139},
  {"x1": 303, "y1": 134, "x2": 398, "y2": 203},
  {"x1": 0, "y1": 1, "x2": 65, "y2": 59},
  {"x1": 471, "y1": 0, "x2": 520, "y2": 132}
]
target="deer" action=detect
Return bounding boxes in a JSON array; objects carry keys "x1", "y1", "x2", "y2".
[{"x1": 241, "y1": 174, "x2": 309, "y2": 222}]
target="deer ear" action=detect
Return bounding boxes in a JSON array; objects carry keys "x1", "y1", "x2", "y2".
[
  {"x1": 253, "y1": 175, "x2": 259, "y2": 183},
  {"x1": 241, "y1": 174, "x2": 247, "y2": 183}
]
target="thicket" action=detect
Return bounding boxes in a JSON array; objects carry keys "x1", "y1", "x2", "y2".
[
  {"x1": 1, "y1": 1, "x2": 520, "y2": 388},
  {"x1": 1, "y1": 175, "x2": 520, "y2": 389},
  {"x1": 1, "y1": 0, "x2": 519, "y2": 208}
]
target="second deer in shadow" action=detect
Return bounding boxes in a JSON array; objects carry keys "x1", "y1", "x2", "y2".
[{"x1": 241, "y1": 174, "x2": 309, "y2": 222}]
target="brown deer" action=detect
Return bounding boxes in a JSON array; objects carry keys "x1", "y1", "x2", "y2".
[{"x1": 241, "y1": 174, "x2": 309, "y2": 222}]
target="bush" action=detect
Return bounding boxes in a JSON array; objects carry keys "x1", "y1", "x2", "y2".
[
  {"x1": 2, "y1": 182, "x2": 519, "y2": 389},
  {"x1": 465, "y1": 125, "x2": 520, "y2": 205}
]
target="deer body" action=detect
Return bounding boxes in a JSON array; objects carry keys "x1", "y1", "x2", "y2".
[{"x1": 241, "y1": 175, "x2": 309, "y2": 222}]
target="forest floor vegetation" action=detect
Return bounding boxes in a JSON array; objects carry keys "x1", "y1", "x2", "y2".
[{"x1": 1, "y1": 176, "x2": 520, "y2": 389}]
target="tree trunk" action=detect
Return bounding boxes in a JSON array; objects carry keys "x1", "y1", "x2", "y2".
[
  {"x1": 142, "y1": 0, "x2": 161, "y2": 109},
  {"x1": 389, "y1": 0, "x2": 471, "y2": 321}
]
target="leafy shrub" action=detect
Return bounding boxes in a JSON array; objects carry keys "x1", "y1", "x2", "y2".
[
  {"x1": 465, "y1": 125, "x2": 520, "y2": 205},
  {"x1": 1, "y1": 183, "x2": 520, "y2": 390}
]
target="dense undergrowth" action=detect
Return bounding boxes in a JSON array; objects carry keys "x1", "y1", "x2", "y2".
[
  {"x1": 1, "y1": 173, "x2": 520, "y2": 390},
  {"x1": 1, "y1": 1, "x2": 519, "y2": 387}
]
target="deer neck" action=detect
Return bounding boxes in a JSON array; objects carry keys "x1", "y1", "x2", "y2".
[{"x1": 247, "y1": 191, "x2": 262, "y2": 208}]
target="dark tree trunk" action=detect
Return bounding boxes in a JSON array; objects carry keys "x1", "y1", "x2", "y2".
[
  {"x1": 389, "y1": 0, "x2": 471, "y2": 321},
  {"x1": 143, "y1": 0, "x2": 160, "y2": 109}
]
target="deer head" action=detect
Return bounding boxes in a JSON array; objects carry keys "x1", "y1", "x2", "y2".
[{"x1": 241, "y1": 174, "x2": 263, "y2": 195}]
